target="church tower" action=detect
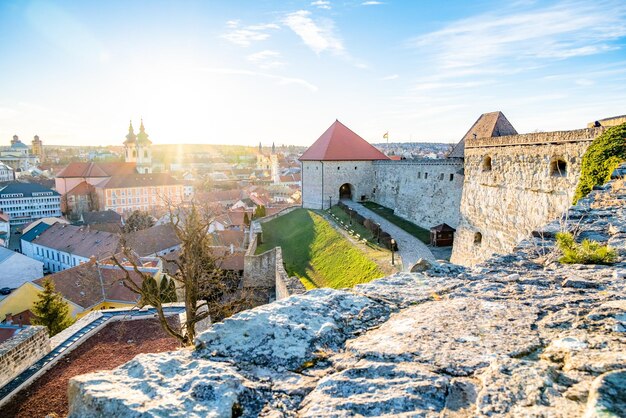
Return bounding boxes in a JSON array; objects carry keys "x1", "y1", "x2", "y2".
[
  {"x1": 31, "y1": 135, "x2": 44, "y2": 162},
  {"x1": 135, "y1": 119, "x2": 152, "y2": 174},
  {"x1": 124, "y1": 120, "x2": 152, "y2": 173},
  {"x1": 124, "y1": 121, "x2": 137, "y2": 164},
  {"x1": 270, "y1": 142, "x2": 280, "y2": 184}
]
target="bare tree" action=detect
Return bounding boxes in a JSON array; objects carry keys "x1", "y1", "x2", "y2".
[{"x1": 114, "y1": 200, "x2": 250, "y2": 346}]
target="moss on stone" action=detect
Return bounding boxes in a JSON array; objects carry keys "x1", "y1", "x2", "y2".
[{"x1": 573, "y1": 123, "x2": 626, "y2": 204}]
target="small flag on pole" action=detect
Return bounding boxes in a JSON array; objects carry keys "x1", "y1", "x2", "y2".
[{"x1": 383, "y1": 131, "x2": 389, "y2": 141}]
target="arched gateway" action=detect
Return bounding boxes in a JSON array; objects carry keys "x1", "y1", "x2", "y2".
[{"x1": 339, "y1": 183, "x2": 353, "y2": 200}]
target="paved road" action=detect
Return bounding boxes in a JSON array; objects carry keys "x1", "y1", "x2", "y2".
[{"x1": 340, "y1": 199, "x2": 436, "y2": 271}]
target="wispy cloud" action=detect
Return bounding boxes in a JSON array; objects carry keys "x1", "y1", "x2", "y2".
[
  {"x1": 247, "y1": 50, "x2": 286, "y2": 70},
  {"x1": 283, "y1": 10, "x2": 344, "y2": 55},
  {"x1": 198, "y1": 67, "x2": 318, "y2": 92},
  {"x1": 362, "y1": 1, "x2": 384, "y2": 5},
  {"x1": 311, "y1": 0, "x2": 331, "y2": 10},
  {"x1": 409, "y1": 0, "x2": 626, "y2": 69},
  {"x1": 221, "y1": 21, "x2": 280, "y2": 47},
  {"x1": 381, "y1": 74, "x2": 399, "y2": 80}
]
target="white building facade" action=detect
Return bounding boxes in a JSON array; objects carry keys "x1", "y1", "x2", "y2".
[{"x1": 0, "y1": 183, "x2": 62, "y2": 226}]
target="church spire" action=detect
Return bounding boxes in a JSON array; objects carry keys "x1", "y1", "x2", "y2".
[
  {"x1": 124, "y1": 120, "x2": 136, "y2": 144},
  {"x1": 136, "y1": 118, "x2": 151, "y2": 144},
  {"x1": 258, "y1": 141, "x2": 262, "y2": 154},
  {"x1": 272, "y1": 142, "x2": 275, "y2": 154}
]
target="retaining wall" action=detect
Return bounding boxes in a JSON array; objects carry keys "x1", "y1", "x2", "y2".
[{"x1": 0, "y1": 326, "x2": 50, "y2": 389}]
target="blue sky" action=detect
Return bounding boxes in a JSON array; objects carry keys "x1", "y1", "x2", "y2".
[{"x1": 0, "y1": 0, "x2": 625, "y2": 146}]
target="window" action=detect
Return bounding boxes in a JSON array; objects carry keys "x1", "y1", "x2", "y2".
[
  {"x1": 417, "y1": 172, "x2": 421, "y2": 179},
  {"x1": 482, "y1": 156, "x2": 492, "y2": 172},
  {"x1": 449, "y1": 173, "x2": 454, "y2": 181},
  {"x1": 354, "y1": 166, "x2": 357, "y2": 170},
  {"x1": 424, "y1": 173, "x2": 428, "y2": 179},
  {"x1": 550, "y1": 158, "x2": 567, "y2": 177},
  {"x1": 474, "y1": 232, "x2": 483, "y2": 245},
  {"x1": 438, "y1": 173, "x2": 444, "y2": 180}
]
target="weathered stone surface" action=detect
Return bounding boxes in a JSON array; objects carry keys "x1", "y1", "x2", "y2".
[
  {"x1": 196, "y1": 288, "x2": 389, "y2": 371},
  {"x1": 476, "y1": 357, "x2": 584, "y2": 417},
  {"x1": 299, "y1": 360, "x2": 448, "y2": 417},
  {"x1": 68, "y1": 352, "x2": 257, "y2": 418},
  {"x1": 346, "y1": 298, "x2": 540, "y2": 376},
  {"x1": 584, "y1": 370, "x2": 626, "y2": 417},
  {"x1": 410, "y1": 257, "x2": 432, "y2": 272}
]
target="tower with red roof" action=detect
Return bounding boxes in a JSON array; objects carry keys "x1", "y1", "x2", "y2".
[{"x1": 299, "y1": 120, "x2": 389, "y2": 209}]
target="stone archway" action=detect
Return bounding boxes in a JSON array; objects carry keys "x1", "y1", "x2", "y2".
[{"x1": 339, "y1": 183, "x2": 354, "y2": 200}]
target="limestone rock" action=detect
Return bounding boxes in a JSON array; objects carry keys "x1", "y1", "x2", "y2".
[
  {"x1": 345, "y1": 298, "x2": 540, "y2": 376},
  {"x1": 584, "y1": 370, "x2": 626, "y2": 417},
  {"x1": 68, "y1": 352, "x2": 258, "y2": 418},
  {"x1": 195, "y1": 288, "x2": 389, "y2": 371},
  {"x1": 410, "y1": 258, "x2": 432, "y2": 273},
  {"x1": 299, "y1": 360, "x2": 448, "y2": 417}
]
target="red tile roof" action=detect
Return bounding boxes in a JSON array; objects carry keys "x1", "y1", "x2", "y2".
[
  {"x1": 56, "y1": 162, "x2": 137, "y2": 178},
  {"x1": 123, "y1": 224, "x2": 181, "y2": 256},
  {"x1": 33, "y1": 223, "x2": 119, "y2": 260},
  {"x1": 98, "y1": 173, "x2": 182, "y2": 189},
  {"x1": 299, "y1": 120, "x2": 389, "y2": 161},
  {"x1": 33, "y1": 259, "x2": 146, "y2": 309},
  {"x1": 66, "y1": 181, "x2": 95, "y2": 196}
]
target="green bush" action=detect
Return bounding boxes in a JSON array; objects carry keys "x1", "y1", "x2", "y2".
[
  {"x1": 573, "y1": 123, "x2": 626, "y2": 204},
  {"x1": 555, "y1": 232, "x2": 617, "y2": 265}
]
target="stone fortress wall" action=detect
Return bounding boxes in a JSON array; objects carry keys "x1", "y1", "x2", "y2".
[
  {"x1": 450, "y1": 127, "x2": 605, "y2": 265},
  {"x1": 372, "y1": 159, "x2": 464, "y2": 229},
  {"x1": 302, "y1": 159, "x2": 464, "y2": 229},
  {"x1": 301, "y1": 160, "x2": 376, "y2": 210},
  {"x1": 0, "y1": 326, "x2": 50, "y2": 389},
  {"x1": 300, "y1": 112, "x2": 623, "y2": 266}
]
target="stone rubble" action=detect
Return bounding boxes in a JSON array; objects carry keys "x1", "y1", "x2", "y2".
[{"x1": 68, "y1": 181, "x2": 626, "y2": 417}]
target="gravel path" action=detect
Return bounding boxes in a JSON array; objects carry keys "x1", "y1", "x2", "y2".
[{"x1": 340, "y1": 199, "x2": 436, "y2": 271}]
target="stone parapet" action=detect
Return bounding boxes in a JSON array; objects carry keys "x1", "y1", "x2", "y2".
[
  {"x1": 465, "y1": 127, "x2": 603, "y2": 148},
  {"x1": 275, "y1": 247, "x2": 306, "y2": 299},
  {"x1": 0, "y1": 326, "x2": 50, "y2": 389},
  {"x1": 373, "y1": 159, "x2": 463, "y2": 166}
]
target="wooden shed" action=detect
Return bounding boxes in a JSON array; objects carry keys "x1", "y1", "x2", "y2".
[{"x1": 430, "y1": 223, "x2": 456, "y2": 247}]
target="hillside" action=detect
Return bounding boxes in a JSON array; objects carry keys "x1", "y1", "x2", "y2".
[
  {"x1": 68, "y1": 175, "x2": 626, "y2": 417},
  {"x1": 255, "y1": 209, "x2": 386, "y2": 289}
]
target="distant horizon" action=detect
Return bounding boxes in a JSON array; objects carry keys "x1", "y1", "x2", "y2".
[{"x1": 1, "y1": 1, "x2": 625, "y2": 146}]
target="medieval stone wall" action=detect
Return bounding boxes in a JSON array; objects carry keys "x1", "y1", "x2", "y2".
[
  {"x1": 450, "y1": 128, "x2": 604, "y2": 266},
  {"x1": 372, "y1": 159, "x2": 464, "y2": 229},
  {"x1": 0, "y1": 326, "x2": 50, "y2": 389},
  {"x1": 301, "y1": 160, "x2": 375, "y2": 210}
]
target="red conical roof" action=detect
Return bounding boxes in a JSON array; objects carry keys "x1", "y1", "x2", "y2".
[{"x1": 299, "y1": 120, "x2": 389, "y2": 161}]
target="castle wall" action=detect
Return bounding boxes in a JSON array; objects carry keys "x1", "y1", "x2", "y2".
[
  {"x1": 301, "y1": 160, "x2": 375, "y2": 210},
  {"x1": 450, "y1": 127, "x2": 604, "y2": 266},
  {"x1": 372, "y1": 159, "x2": 464, "y2": 229},
  {"x1": 0, "y1": 326, "x2": 50, "y2": 389}
]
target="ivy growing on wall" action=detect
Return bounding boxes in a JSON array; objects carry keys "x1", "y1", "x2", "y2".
[{"x1": 573, "y1": 123, "x2": 626, "y2": 204}]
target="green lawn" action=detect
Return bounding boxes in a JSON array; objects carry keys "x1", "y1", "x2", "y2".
[
  {"x1": 360, "y1": 201, "x2": 431, "y2": 244},
  {"x1": 329, "y1": 206, "x2": 376, "y2": 240},
  {"x1": 256, "y1": 208, "x2": 386, "y2": 290}
]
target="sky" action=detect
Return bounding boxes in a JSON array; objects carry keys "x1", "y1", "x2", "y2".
[{"x1": 0, "y1": 0, "x2": 625, "y2": 147}]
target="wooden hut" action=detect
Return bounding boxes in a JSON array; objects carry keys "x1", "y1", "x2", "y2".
[{"x1": 430, "y1": 223, "x2": 455, "y2": 247}]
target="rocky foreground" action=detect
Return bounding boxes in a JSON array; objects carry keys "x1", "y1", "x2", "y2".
[{"x1": 69, "y1": 183, "x2": 626, "y2": 417}]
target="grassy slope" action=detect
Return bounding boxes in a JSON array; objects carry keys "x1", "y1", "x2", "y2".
[
  {"x1": 256, "y1": 209, "x2": 385, "y2": 290},
  {"x1": 360, "y1": 201, "x2": 431, "y2": 243}
]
